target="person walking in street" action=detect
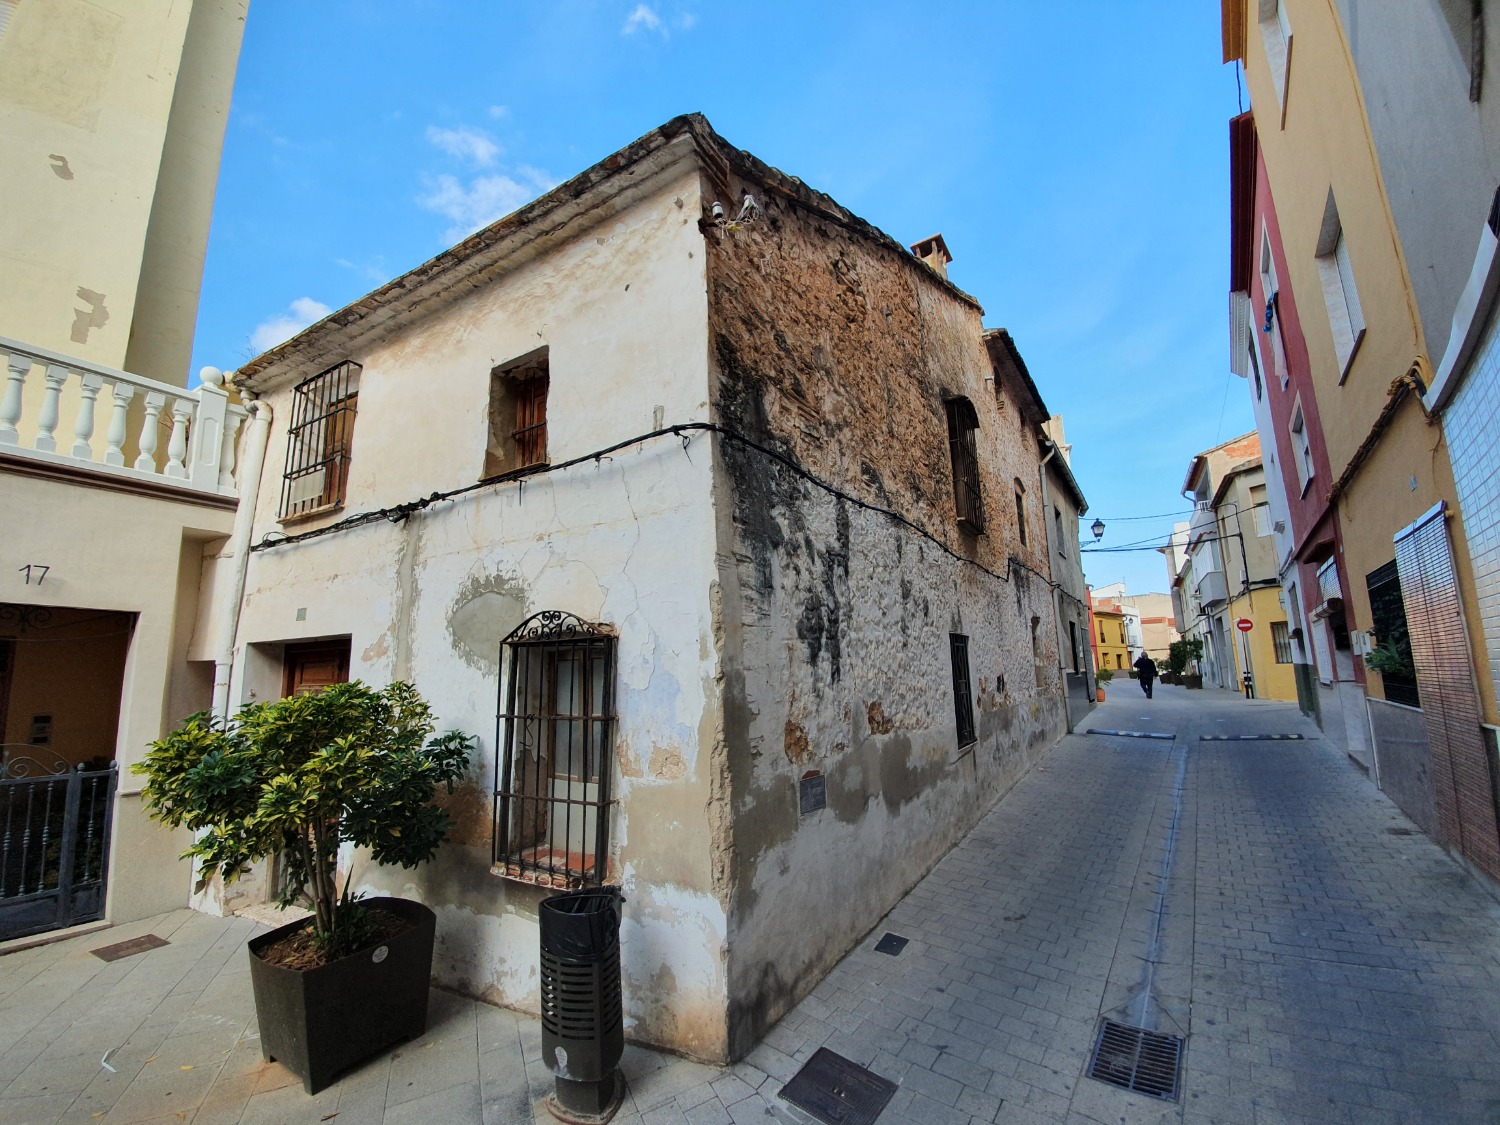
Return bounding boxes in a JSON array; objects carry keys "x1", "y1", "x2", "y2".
[{"x1": 1134, "y1": 652, "x2": 1158, "y2": 699}]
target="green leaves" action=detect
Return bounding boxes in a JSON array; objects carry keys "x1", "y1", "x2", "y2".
[{"x1": 134, "y1": 681, "x2": 475, "y2": 961}]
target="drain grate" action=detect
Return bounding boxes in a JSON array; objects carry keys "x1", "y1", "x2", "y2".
[
  {"x1": 91, "y1": 934, "x2": 169, "y2": 962},
  {"x1": 873, "y1": 932, "x2": 908, "y2": 956},
  {"x1": 779, "y1": 1047, "x2": 897, "y2": 1125},
  {"x1": 1087, "y1": 1020, "x2": 1183, "y2": 1101}
]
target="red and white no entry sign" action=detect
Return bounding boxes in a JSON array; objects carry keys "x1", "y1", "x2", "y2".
[{"x1": 1236, "y1": 618, "x2": 1254, "y2": 632}]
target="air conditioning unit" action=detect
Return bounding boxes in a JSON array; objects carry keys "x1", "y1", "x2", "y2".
[{"x1": 1273, "y1": 520, "x2": 1286, "y2": 533}]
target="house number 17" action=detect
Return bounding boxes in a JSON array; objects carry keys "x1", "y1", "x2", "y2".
[{"x1": 18, "y1": 565, "x2": 49, "y2": 586}]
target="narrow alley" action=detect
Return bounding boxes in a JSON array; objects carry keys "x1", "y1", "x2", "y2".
[{"x1": 4, "y1": 686, "x2": 1500, "y2": 1124}]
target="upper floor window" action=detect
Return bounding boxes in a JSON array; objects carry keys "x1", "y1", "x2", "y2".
[
  {"x1": 1289, "y1": 401, "x2": 1314, "y2": 492},
  {"x1": 494, "y1": 612, "x2": 617, "y2": 887},
  {"x1": 280, "y1": 361, "x2": 360, "y2": 521},
  {"x1": 1260, "y1": 226, "x2": 1289, "y2": 388},
  {"x1": 1259, "y1": 0, "x2": 1293, "y2": 115},
  {"x1": 1314, "y1": 192, "x2": 1366, "y2": 380},
  {"x1": 945, "y1": 398, "x2": 983, "y2": 533},
  {"x1": 486, "y1": 350, "x2": 549, "y2": 478},
  {"x1": 1054, "y1": 506, "x2": 1065, "y2": 556}
]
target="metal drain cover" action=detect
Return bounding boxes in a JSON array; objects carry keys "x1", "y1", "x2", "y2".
[
  {"x1": 90, "y1": 934, "x2": 169, "y2": 962},
  {"x1": 1087, "y1": 1020, "x2": 1183, "y2": 1101},
  {"x1": 779, "y1": 1047, "x2": 897, "y2": 1125},
  {"x1": 873, "y1": 932, "x2": 908, "y2": 956}
]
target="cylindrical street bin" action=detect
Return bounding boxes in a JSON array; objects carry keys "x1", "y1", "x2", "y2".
[{"x1": 540, "y1": 887, "x2": 625, "y2": 1122}]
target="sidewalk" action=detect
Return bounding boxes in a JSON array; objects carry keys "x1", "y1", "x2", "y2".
[{"x1": 5, "y1": 686, "x2": 1500, "y2": 1123}]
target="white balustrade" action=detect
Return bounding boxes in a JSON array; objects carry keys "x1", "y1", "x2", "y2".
[{"x1": 0, "y1": 336, "x2": 246, "y2": 500}]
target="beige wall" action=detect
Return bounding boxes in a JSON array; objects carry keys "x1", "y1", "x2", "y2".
[
  {"x1": 0, "y1": 469, "x2": 233, "y2": 924},
  {"x1": 0, "y1": 0, "x2": 245, "y2": 383}
]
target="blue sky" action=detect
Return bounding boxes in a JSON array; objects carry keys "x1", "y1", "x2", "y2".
[{"x1": 193, "y1": 1, "x2": 1255, "y2": 595}]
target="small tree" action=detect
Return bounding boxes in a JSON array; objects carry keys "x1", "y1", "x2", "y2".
[
  {"x1": 1168, "y1": 637, "x2": 1204, "y2": 676},
  {"x1": 1094, "y1": 665, "x2": 1114, "y2": 686},
  {"x1": 134, "y1": 681, "x2": 474, "y2": 961}
]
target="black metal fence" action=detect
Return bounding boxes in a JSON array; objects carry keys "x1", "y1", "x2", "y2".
[{"x1": 0, "y1": 748, "x2": 117, "y2": 942}]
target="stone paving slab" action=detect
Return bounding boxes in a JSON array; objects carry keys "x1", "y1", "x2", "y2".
[{"x1": 5, "y1": 686, "x2": 1500, "y2": 1122}]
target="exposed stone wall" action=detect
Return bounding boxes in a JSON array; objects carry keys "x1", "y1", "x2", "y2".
[{"x1": 704, "y1": 171, "x2": 1067, "y2": 1056}]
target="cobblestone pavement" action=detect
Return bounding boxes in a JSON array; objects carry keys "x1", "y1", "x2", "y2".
[{"x1": 4, "y1": 685, "x2": 1500, "y2": 1123}]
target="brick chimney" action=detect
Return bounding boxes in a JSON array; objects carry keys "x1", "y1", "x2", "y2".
[{"x1": 910, "y1": 234, "x2": 952, "y2": 279}]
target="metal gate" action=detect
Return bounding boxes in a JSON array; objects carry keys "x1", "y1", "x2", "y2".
[{"x1": 0, "y1": 748, "x2": 117, "y2": 942}]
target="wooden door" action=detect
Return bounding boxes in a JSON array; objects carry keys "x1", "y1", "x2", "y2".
[{"x1": 282, "y1": 641, "x2": 350, "y2": 697}]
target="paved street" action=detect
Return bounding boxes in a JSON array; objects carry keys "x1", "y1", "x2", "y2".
[{"x1": 4, "y1": 685, "x2": 1500, "y2": 1123}]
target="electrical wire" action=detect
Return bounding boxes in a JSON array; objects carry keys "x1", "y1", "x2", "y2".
[
  {"x1": 1077, "y1": 509, "x2": 1194, "y2": 523},
  {"x1": 249, "y1": 420, "x2": 1081, "y2": 605}
]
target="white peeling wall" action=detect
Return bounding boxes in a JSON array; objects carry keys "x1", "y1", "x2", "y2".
[{"x1": 230, "y1": 168, "x2": 735, "y2": 1060}]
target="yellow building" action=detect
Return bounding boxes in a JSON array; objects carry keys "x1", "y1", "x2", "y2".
[
  {"x1": 0, "y1": 1, "x2": 248, "y2": 941},
  {"x1": 1091, "y1": 603, "x2": 1132, "y2": 674},
  {"x1": 1223, "y1": 0, "x2": 1499, "y2": 878}
]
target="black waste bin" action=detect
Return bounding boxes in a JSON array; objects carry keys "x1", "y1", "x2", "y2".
[{"x1": 540, "y1": 887, "x2": 625, "y2": 1121}]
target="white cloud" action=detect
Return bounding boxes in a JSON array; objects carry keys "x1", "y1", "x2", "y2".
[
  {"x1": 487, "y1": 105, "x2": 509, "y2": 119},
  {"x1": 622, "y1": 4, "x2": 662, "y2": 34},
  {"x1": 418, "y1": 167, "x2": 558, "y2": 243},
  {"x1": 677, "y1": 12, "x2": 697, "y2": 29},
  {"x1": 249, "y1": 297, "x2": 332, "y2": 353},
  {"x1": 425, "y1": 124, "x2": 501, "y2": 168}
]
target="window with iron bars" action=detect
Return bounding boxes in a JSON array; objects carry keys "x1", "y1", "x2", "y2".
[
  {"x1": 494, "y1": 612, "x2": 616, "y2": 887},
  {"x1": 949, "y1": 633, "x2": 976, "y2": 749},
  {"x1": 280, "y1": 361, "x2": 360, "y2": 520},
  {"x1": 946, "y1": 398, "x2": 984, "y2": 533}
]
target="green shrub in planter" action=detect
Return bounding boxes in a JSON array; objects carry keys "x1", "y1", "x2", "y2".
[{"x1": 134, "y1": 680, "x2": 474, "y2": 962}]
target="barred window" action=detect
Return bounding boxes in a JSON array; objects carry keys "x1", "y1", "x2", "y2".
[
  {"x1": 494, "y1": 612, "x2": 616, "y2": 887},
  {"x1": 485, "y1": 351, "x2": 549, "y2": 478},
  {"x1": 1271, "y1": 621, "x2": 1293, "y2": 664},
  {"x1": 949, "y1": 633, "x2": 976, "y2": 749},
  {"x1": 945, "y1": 398, "x2": 984, "y2": 533},
  {"x1": 280, "y1": 361, "x2": 360, "y2": 520}
]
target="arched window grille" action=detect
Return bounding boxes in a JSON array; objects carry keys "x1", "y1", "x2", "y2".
[{"x1": 493, "y1": 612, "x2": 617, "y2": 887}]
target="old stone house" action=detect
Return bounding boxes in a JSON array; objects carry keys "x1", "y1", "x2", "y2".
[{"x1": 208, "y1": 115, "x2": 1075, "y2": 1062}]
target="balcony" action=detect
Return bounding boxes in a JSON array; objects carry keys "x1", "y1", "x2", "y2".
[
  {"x1": 1, "y1": 336, "x2": 244, "y2": 501},
  {"x1": 1196, "y1": 568, "x2": 1229, "y2": 608},
  {"x1": 1189, "y1": 502, "x2": 1216, "y2": 542}
]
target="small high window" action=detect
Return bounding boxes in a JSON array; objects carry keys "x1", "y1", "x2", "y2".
[
  {"x1": 1054, "y1": 506, "x2": 1065, "y2": 557},
  {"x1": 495, "y1": 612, "x2": 616, "y2": 886},
  {"x1": 949, "y1": 633, "x2": 976, "y2": 749},
  {"x1": 1259, "y1": 0, "x2": 1294, "y2": 113},
  {"x1": 485, "y1": 351, "x2": 549, "y2": 477},
  {"x1": 1289, "y1": 401, "x2": 1314, "y2": 492},
  {"x1": 1314, "y1": 192, "x2": 1366, "y2": 380},
  {"x1": 1013, "y1": 481, "x2": 1028, "y2": 548},
  {"x1": 945, "y1": 397, "x2": 984, "y2": 533},
  {"x1": 280, "y1": 361, "x2": 360, "y2": 520}
]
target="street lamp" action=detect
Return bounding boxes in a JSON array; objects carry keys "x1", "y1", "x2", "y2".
[{"x1": 1090, "y1": 518, "x2": 1105, "y2": 542}]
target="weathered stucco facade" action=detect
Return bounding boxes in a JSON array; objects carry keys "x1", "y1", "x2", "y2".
[{"x1": 218, "y1": 116, "x2": 1072, "y2": 1062}]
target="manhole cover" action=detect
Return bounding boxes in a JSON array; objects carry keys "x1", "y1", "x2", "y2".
[
  {"x1": 90, "y1": 934, "x2": 169, "y2": 962},
  {"x1": 1087, "y1": 1020, "x2": 1183, "y2": 1101},
  {"x1": 779, "y1": 1047, "x2": 897, "y2": 1125},
  {"x1": 873, "y1": 932, "x2": 908, "y2": 956}
]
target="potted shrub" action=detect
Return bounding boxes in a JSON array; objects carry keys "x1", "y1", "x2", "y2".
[
  {"x1": 1094, "y1": 666, "x2": 1113, "y2": 702},
  {"x1": 134, "y1": 681, "x2": 474, "y2": 1094}
]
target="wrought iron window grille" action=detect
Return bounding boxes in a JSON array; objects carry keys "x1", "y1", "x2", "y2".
[
  {"x1": 949, "y1": 633, "x2": 977, "y2": 749},
  {"x1": 280, "y1": 361, "x2": 360, "y2": 521},
  {"x1": 494, "y1": 612, "x2": 617, "y2": 888},
  {"x1": 946, "y1": 398, "x2": 984, "y2": 533}
]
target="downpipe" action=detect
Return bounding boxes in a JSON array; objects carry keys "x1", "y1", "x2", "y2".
[{"x1": 212, "y1": 395, "x2": 271, "y2": 720}]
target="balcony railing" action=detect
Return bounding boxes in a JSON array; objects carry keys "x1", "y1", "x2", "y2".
[{"x1": 0, "y1": 336, "x2": 243, "y2": 500}]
